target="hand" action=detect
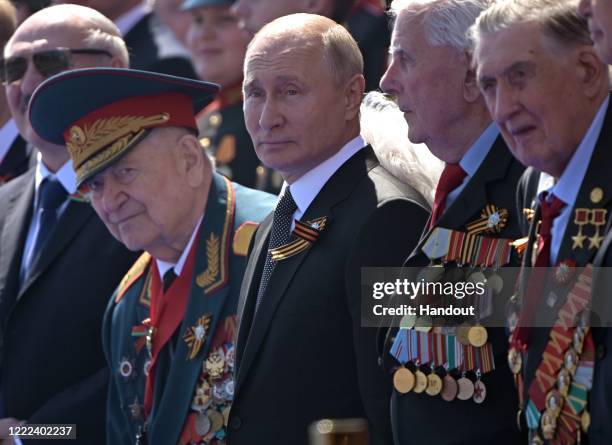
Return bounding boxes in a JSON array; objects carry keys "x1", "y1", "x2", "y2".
[{"x1": 0, "y1": 417, "x2": 23, "y2": 445}]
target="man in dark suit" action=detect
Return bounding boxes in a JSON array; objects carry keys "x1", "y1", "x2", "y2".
[
  {"x1": 0, "y1": 0, "x2": 34, "y2": 187},
  {"x1": 473, "y1": 0, "x2": 611, "y2": 443},
  {"x1": 57, "y1": 0, "x2": 196, "y2": 78},
  {"x1": 0, "y1": 5, "x2": 139, "y2": 443},
  {"x1": 378, "y1": 0, "x2": 525, "y2": 443},
  {"x1": 227, "y1": 13, "x2": 429, "y2": 445}
]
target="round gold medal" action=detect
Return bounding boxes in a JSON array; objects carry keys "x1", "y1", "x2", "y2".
[
  {"x1": 415, "y1": 315, "x2": 433, "y2": 333},
  {"x1": 393, "y1": 367, "x2": 415, "y2": 394},
  {"x1": 456, "y1": 377, "x2": 474, "y2": 400},
  {"x1": 413, "y1": 370, "x2": 428, "y2": 393},
  {"x1": 468, "y1": 271, "x2": 486, "y2": 285},
  {"x1": 488, "y1": 274, "x2": 504, "y2": 294},
  {"x1": 400, "y1": 314, "x2": 417, "y2": 330},
  {"x1": 425, "y1": 373, "x2": 442, "y2": 396},
  {"x1": 222, "y1": 406, "x2": 231, "y2": 427},
  {"x1": 208, "y1": 409, "x2": 224, "y2": 433},
  {"x1": 456, "y1": 324, "x2": 471, "y2": 346},
  {"x1": 473, "y1": 380, "x2": 487, "y2": 404},
  {"x1": 507, "y1": 348, "x2": 522, "y2": 375},
  {"x1": 441, "y1": 375, "x2": 458, "y2": 402},
  {"x1": 582, "y1": 410, "x2": 591, "y2": 432},
  {"x1": 468, "y1": 325, "x2": 488, "y2": 347}
]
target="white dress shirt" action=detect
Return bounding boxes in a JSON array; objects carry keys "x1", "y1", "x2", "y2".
[
  {"x1": 281, "y1": 135, "x2": 366, "y2": 227},
  {"x1": 0, "y1": 119, "x2": 19, "y2": 164},
  {"x1": 156, "y1": 216, "x2": 203, "y2": 280},
  {"x1": 445, "y1": 122, "x2": 499, "y2": 210}
]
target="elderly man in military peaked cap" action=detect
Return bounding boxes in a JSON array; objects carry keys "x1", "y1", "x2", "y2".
[{"x1": 29, "y1": 67, "x2": 275, "y2": 445}]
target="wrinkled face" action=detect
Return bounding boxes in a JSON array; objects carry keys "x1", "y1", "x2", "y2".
[
  {"x1": 87, "y1": 129, "x2": 200, "y2": 256},
  {"x1": 379, "y1": 12, "x2": 470, "y2": 160},
  {"x1": 231, "y1": 0, "x2": 305, "y2": 34},
  {"x1": 475, "y1": 21, "x2": 591, "y2": 177},
  {"x1": 4, "y1": 24, "x2": 113, "y2": 148},
  {"x1": 186, "y1": 5, "x2": 249, "y2": 86},
  {"x1": 243, "y1": 36, "x2": 352, "y2": 183},
  {"x1": 579, "y1": 0, "x2": 612, "y2": 63}
]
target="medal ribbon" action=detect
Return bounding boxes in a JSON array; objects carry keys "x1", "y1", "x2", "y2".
[
  {"x1": 143, "y1": 234, "x2": 199, "y2": 415},
  {"x1": 526, "y1": 265, "x2": 593, "y2": 411}
]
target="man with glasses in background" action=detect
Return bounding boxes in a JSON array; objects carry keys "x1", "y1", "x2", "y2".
[
  {"x1": 0, "y1": 0, "x2": 33, "y2": 187},
  {"x1": 0, "y1": 4, "x2": 139, "y2": 443}
]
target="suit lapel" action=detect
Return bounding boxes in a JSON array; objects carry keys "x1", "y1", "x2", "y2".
[
  {"x1": 235, "y1": 146, "x2": 377, "y2": 391},
  {"x1": 148, "y1": 174, "x2": 236, "y2": 444},
  {"x1": 0, "y1": 136, "x2": 31, "y2": 181},
  {"x1": 19, "y1": 200, "x2": 94, "y2": 297},
  {"x1": 234, "y1": 216, "x2": 271, "y2": 375},
  {"x1": 0, "y1": 172, "x2": 34, "y2": 307},
  {"x1": 437, "y1": 136, "x2": 513, "y2": 230},
  {"x1": 409, "y1": 137, "x2": 515, "y2": 264}
]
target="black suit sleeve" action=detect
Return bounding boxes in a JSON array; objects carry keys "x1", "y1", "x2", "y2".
[
  {"x1": 24, "y1": 368, "x2": 108, "y2": 444},
  {"x1": 344, "y1": 199, "x2": 428, "y2": 445}
]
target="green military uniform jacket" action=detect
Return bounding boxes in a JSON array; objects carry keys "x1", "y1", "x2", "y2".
[{"x1": 102, "y1": 173, "x2": 275, "y2": 445}]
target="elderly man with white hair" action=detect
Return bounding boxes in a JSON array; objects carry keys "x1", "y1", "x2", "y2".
[
  {"x1": 379, "y1": 0, "x2": 525, "y2": 443},
  {"x1": 472, "y1": 0, "x2": 612, "y2": 443}
]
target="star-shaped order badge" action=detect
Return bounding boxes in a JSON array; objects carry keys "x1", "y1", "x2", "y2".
[
  {"x1": 466, "y1": 205, "x2": 509, "y2": 235},
  {"x1": 270, "y1": 216, "x2": 329, "y2": 261},
  {"x1": 183, "y1": 314, "x2": 212, "y2": 360}
]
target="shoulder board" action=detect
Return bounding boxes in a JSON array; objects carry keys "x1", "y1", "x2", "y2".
[
  {"x1": 115, "y1": 252, "x2": 151, "y2": 303},
  {"x1": 233, "y1": 222, "x2": 259, "y2": 257}
]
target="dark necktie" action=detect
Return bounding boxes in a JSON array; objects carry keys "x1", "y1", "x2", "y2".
[
  {"x1": 26, "y1": 177, "x2": 67, "y2": 276},
  {"x1": 430, "y1": 163, "x2": 467, "y2": 228},
  {"x1": 255, "y1": 188, "x2": 297, "y2": 312},
  {"x1": 163, "y1": 269, "x2": 177, "y2": 293},
  {"x1": 534, "y1": 192, "x2": 566, "y2": 267},
  {"x1": 514, "y1": 192, "x2": 566, "y2": 348}
]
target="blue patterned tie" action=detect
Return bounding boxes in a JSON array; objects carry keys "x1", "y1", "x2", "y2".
[
  {"x1": 26, "y1": 177, "x2": 67, "y2": 274},
  {"x1": 254, "y1": 188, "x2": 297, "y2": 312}
]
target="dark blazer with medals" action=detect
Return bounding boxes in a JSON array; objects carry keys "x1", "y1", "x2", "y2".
[
  {"x1": 124, "y1": 13, "x2": 196, "y2": 79},
  {"x1": 0, "y1": 168, "x2": 139, "y2": 444},
  {"x1": 227, "y1": 146, "x2": 430, "y2": 445},
  {"x1": 515, "y1": 102, "x2": 612, "y2": 445},
  {"x1": 104, "y1": 174, "x2": 275, "y2": 445},
  {"x1": 0, "y1": 135, "x2": 35, "y2": 186},
  {"x1": 384, "y1": 136, "x2": 526, "y2": 445}
]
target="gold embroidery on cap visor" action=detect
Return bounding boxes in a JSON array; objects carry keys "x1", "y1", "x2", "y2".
[{"x1": 67, "y1": 113, "x2": 170, "y2": 185}]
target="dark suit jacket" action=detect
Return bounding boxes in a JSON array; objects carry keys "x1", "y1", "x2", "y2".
[
  {"x1": 227, "y1": 146, "x2": 429, "y2": 445},
  {"x1": 0, "y1": 134, "x2": 34, "y2": 186},
  {"x1": 0, "y1": 168, "x2": 139, "y2": 444},
  {"x1": 384, "y1": 136, "x2": 526, "y2": 445},
  {"x1": 124, "y1": 13, "x2": 196, "y2": 78},
  {"x1": 515, "y1": 100, "x2": 612, "y2": 444}
]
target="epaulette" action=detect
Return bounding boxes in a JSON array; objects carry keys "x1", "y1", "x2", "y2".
[
  {"x1": 115, "y1": 252, "x2": 151, "y2": 303},
  {"x1": 233, "y1": 222, "x2": 259, "y2": 257}
]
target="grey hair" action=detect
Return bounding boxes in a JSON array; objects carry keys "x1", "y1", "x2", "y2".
[
  {"x1": 470, "y1": 0, "x2": 592, "y2": 54},
  {"x1": 389, "y1": 0, "x2": 493, "y2": 51}
]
